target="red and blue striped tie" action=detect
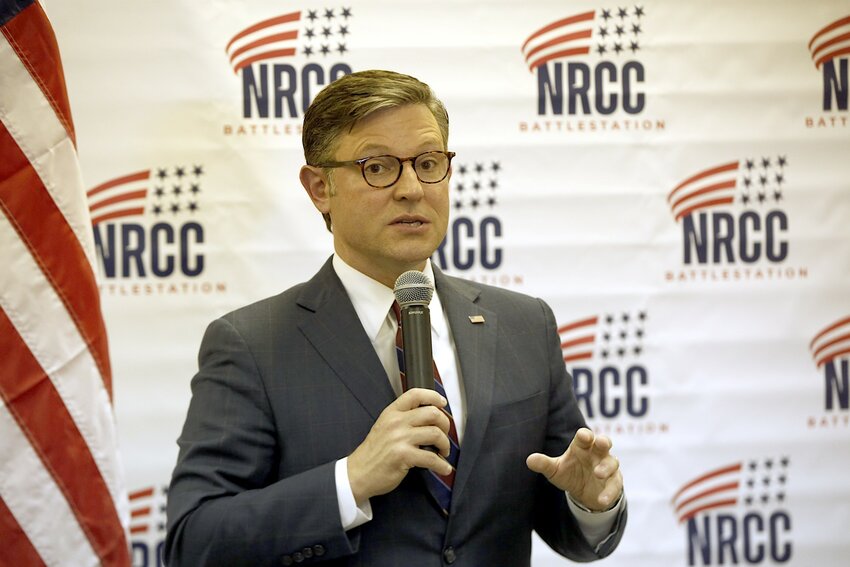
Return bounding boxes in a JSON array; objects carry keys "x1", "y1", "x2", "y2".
[{"x1": 392, "y1": 301, "x2": 460, "y2": 516}]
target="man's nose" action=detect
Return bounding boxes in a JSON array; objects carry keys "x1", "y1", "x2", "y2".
[{"x1": 392, "y1": 161, "x2": 424, "y2": 200}]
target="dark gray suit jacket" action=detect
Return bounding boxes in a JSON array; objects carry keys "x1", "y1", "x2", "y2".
[{"x1": 165, "y1": 258, "x2": 626, "y2": 566}]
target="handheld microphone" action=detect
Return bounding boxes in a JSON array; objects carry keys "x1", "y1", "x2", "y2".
[{"x1": 393, "y1": 270, "x2": 435, "y2": 391}]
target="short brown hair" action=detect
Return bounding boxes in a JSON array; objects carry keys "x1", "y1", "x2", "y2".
[{"x1": 302, "y1": 70, "x2": 450, "y2": 231}]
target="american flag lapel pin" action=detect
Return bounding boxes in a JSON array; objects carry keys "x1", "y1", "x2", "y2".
[{"x1": 468, "y1": 315, "x2": 485, "y2": 324}]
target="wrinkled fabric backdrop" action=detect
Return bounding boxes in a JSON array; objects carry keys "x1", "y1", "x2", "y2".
[{"x1": 44, "y1": 1, "x2": 850, "y2": 565}]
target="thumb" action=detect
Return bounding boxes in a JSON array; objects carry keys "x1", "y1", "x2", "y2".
[{"x1": 526, "y1": 453, "x2": 558, "y2": 479}]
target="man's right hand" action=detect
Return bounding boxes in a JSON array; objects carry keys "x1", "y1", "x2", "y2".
[{"x1": 347, "y1": 388, "x2": 453, "y2": 505}]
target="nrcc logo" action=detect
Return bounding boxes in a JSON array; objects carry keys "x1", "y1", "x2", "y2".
[
  {"x1": 223, "y1": 7, "x2": 354, "y2": 137},
  {"x1": 807, "y1": 315, "x2": 850, "y2": 429},
  {"x1": 558, "y1": 310, "x2": 665, "y2": 436},
  {"x1": 433, "y1": 159, "x2": 523, "y2": 288},
  {"x1": 664, "y1": 155, "x2": 808, "y2": 284},
  {"x1": 518, "y1": 6, "x2": 665, "y2": 134},
  {"x1": 87, "y1": 164, "x2": 226, "y2": 296},
  {"x1": 672, "y1": 458, "x2": 792, "y2": 566},
  {"x1": 805, "y1": 14, "x2": 849, "y2": 129}
]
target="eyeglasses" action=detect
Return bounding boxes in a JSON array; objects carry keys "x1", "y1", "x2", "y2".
[{"x1": 314, "y1": 150, "x2": 455, "y2": 189}]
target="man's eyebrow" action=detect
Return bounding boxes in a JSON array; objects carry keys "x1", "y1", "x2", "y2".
[{"x1": 355, "y1": 142, "x2": 444, "y2": 157}]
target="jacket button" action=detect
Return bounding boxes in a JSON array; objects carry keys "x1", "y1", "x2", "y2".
[
  {"x1": 443, "y1": 546, "x2": 456, "y2": 564},
  {"x1": 313, "y1": 544, "x2": 326, "y2": 557},
  {"x1": 281, "y1": 556, "x2": 293, "y2": 566},
  {"x1": 292, "y1": 551, "x2": 304, "y2": 563},
  {"x1": 302, "y1": 547, "x2": 313, "y2": 559}
]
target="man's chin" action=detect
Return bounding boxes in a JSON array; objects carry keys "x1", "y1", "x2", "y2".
[{"x1": 388, "y1": 251, "x2": 433, "y2": 274}]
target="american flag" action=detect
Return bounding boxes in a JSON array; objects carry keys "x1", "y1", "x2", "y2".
[
  {"x1": 521, "y1": 6, "x2": 645, "y2": 72},
  {"x1": 0, "y1": 1, "x2": 129, "y2": 565},
  {"x1": 667, "y1": 156, "x2": 788, "y2": 221},
  {"x1": 88, "y1": 164, "x2": 205, "y2": 226},
  {"x1": 671, "y1": 458, "x2": 790, "y2": 524},
  {"x1": 810, "y1": 315, "x2": 850, "y2": 369},
  {"x1": 226, "y1": 7, "x2": 354, "y2": 74},
  {"x1": 559, "y1": 311, "x2": 647, "y2": 364},
  {"x1": 808, "y1": 15, "x2": 850, "y2": 70}
]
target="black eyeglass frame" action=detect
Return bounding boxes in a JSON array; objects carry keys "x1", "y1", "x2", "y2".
[{"x1": 314, "y1": 150, "x2": 456, "y2": 189}]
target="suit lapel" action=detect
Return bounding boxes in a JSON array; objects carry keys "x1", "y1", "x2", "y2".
[
  {"x1": 296, "y1": 259, "x2": 396, "y2": 421},
  {"x1": 295, "y1": 261, "x2": 500, "y2": 508},
  {"x1": 433, "y1": 270, "x2": 497, "y2": 505}
]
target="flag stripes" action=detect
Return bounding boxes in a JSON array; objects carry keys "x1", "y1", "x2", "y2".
[
  {"x1": 558, "y1": 316, "x2": 597, "y2": 363},
  {"x1": 521, "y1": 11, "x2": 595, "y2": 71},
  {"x1": 225, "y1": 11, "x2": 301, "y2": 74},
  {"x1": 0, "y1": 21, "x2": 110, "y2": 387},
  {"x1": 0, "y1": 126, "x2": 111, "y2": 386},
  {"x1": 667, "y1": 161, "x2": 739, "y2": 221},
  {"x1": 0, "y1": 399, "x2": 99, "y2": 566},
  {"x1": 129, "y1": 487, "x2": 157, "y2": 535},
  {"x1": 87, "y1": 170, "x2": 149, "y2": 226},
  {"x1": 0, "y1": 1, "x2": 129, "y2": 564},
  {"x1": 808, "y1": 15, "x2": 850, "y2": 69},
  {"x1": 0, "y1": 482, "x2": 47, "y2": 567},
  {"x1": 671, "y1": 463, "x2": 741, "y2": 523},
  {"x1": 0, "y1": 311, "x2": 126, "y2": 564},
  {"x1": 810, "y1": 315, "x2": 850, "y2": 368},
  {"x1": 0, "y1": 1, "x2": 75, "y2": 143}
]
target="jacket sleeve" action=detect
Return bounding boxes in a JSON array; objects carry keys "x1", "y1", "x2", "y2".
[
  {"x1": 531, "y1": 298, "x2": 628, "y2": 562},
  {"x1": 164, "y1": 316, "x2": 359, "y2": 566}
]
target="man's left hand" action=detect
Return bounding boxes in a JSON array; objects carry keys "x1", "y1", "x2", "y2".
[{"x1": 526, "y1": 427, "x2": 623, "y2": 512}]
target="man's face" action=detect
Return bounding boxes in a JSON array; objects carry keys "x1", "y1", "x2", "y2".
[{"x1": 321, "y1": 104, "x2": 450, "y2": 287}]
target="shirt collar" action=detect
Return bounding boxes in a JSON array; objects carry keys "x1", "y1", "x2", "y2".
[{"x1": 332, "y1": 255, "x2": 445, "y2": 342}]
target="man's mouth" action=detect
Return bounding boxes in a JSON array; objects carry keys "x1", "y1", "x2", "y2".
[{"x1": 393, "y1": 216, "x2": 427, "y2": 227}]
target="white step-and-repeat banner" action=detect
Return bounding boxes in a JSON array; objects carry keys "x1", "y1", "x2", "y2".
[{"x1": 44, "y1": 1, "x2": 849, "y2": 565}]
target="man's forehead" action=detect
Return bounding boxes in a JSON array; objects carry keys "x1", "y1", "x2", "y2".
[
  {"x1": 348, "y1": 105, "x2": 439, "y2": 132},
  {"x1": 353, "y1": 138, "x2": 443, "y2": 155},
  {"x1": 337, "y1": 106, "x2": 443, "y2": 156}
]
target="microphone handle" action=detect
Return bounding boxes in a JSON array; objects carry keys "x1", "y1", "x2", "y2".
[{"x1": 400, "y1": 304, "x2": 434, "y2": 391}]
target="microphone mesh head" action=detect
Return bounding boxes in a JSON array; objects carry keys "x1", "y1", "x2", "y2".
[{"x1": 393, "y1": 270, "x2": 434, "y2": 306}]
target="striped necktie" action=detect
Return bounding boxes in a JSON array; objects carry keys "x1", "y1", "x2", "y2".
[{"x1": 392, "y1": 301, "x2": 460, "y2": 516}]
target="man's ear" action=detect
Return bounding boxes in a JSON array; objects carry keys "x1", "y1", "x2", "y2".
[{"x1": 300, "y1": 165, "x2": 331, "y2": 214}]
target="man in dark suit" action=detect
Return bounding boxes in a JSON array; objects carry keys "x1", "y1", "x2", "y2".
[{"x1": 165, "y1": 70, "x2": 626, "y2": 566}]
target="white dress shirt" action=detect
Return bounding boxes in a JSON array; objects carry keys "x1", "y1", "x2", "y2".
[{"x1": 330, "y1": 255, "x2": 621, "y2": 548}]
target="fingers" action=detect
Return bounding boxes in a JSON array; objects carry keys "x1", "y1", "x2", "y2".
[
  {"x1": 348, "y1": 402, "x2": 453, "y2": 502},
  {"x1": 572, "y1": 427, "x2": 595, "y2": 450},
  {"x1": 591, "y1": 434, "x2": 612, "y2": 457},
  {"x1": 571, "y1": 428, "x2": 613, "y2": 463},
  {"x1": 575, "y1": 429, "x2": 616, "y2": 478},
  {"x1": 410, "y1": 425, "x2": 452, "y2": 458},
  {"x1": 395, "y1": 388, "x2": 447, "y2": 412},
  {"x1": 388, "y1": 424, "x2": 453, "y2": 475},
  {"x1": 394, "y1": 389, "x2": 452, "y2": 457},
  {"x1": 596, "y1": 471, "x2": 624, "y2": 509},
  {"x1": 594, "y1": 454, "x2": 619, "y2": 479},
  {"x1": 382, "y1": 390, "x2": 453, "y2": 460},
  {"x1": 408, "y1": 404, "x2": 451, "y2": 434},
  {"x1": 580, "y1": 431, "x2": 622, "y2": 509},
  {"x1": 526, "y1": 453, "x2": 558, "y2": 479},
  {"x1": 527, "y1": 428, "x2": 623, "y2": 507},
  {"x1": 411, "y1": 445, "x2": 454, "y2": 476}
]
